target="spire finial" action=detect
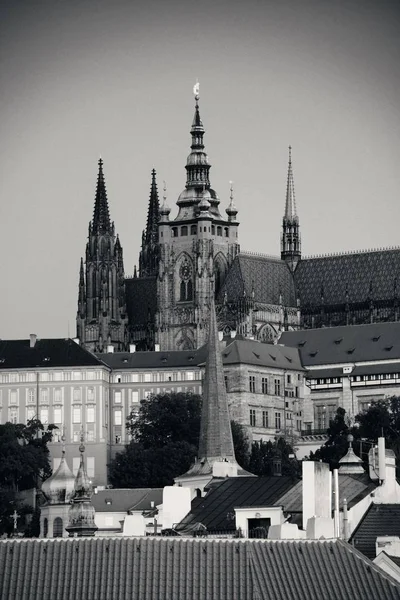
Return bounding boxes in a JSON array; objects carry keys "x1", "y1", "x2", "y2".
[
  {"x1": 193, "y1": 80, "x2": 200, "y2": 102},
  {"x1": 163, "y1": 180, "x2": 167, "y2": 203},
  {"x1": 79, "y1": 429, "x2": 85, "y2": 455},
  {"x1": 61, "y1": 424, "x2": 66, "y2": 456},
  {"x1": 226, "y1": 180, "x2": 238, "y2": 220}
]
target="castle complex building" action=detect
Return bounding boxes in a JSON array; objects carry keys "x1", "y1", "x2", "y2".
[{"x1": 77, "y1": 87, "x2": 400, "y2": 353}]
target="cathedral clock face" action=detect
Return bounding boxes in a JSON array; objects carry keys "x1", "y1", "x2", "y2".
[{"x1": 180, "y1": 263, "x2": 191, "y2": 280}]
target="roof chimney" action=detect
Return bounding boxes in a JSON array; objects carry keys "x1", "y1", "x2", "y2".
[
  {"x1": 154, "y1": 344, "x2": 160, "y2": 352},
  {"x1": 30, "y1": 334, "x2": 37, "y2": 349},
  {"x1": 107, "y1": 345, "x2": 114, "y2": 354},
  {"x1": 129, "y1": 344, "x2": 136, "y2": 353}
]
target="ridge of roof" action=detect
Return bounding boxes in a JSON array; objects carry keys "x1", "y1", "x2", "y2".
[{"x1": 303, "y1": 246, "x2": 400, "y2": 260}]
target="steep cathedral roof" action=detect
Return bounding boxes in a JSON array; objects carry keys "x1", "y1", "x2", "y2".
[
  {"x1": 295, "y1": 248, "x2": 400, "y2": 307},
  {"x1": 221, "y1": 252, "x2": 297, "y2": 307},
  {"x1": 125, "y1": 277, "x2": 157, "y2": 329}
]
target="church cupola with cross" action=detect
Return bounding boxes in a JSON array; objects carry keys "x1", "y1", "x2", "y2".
[
  {"x1": 76, "y1": 158, "x2": 128, "y2": 352},
  {"x1": 281, "y1": 146, "x2": 301, "y2": 271},
  {"x1": 156, "y1": 83, "x2": 240, "y2": 351}
]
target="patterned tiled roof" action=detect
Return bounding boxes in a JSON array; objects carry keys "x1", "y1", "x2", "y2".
[
  {"x1": 222, "y1": 338, "x2": 305, "y2": 370},
  {"x1": 280, "y1": 322, "x2": 400, "y2": 366},
  {"x1": 295, "y1": 248, "x2": 400, "y2": 307},
  {"x1": 222, "y1": 253, "x2": 297, "y2": 307},
  {"x1": 98, "y1": 345, "x2": 207, "y2": 370},
  {"x1": 350, "y1": 504, "x2": 400, "y2": 560},
  {"x1": 92, "y1": 488, "x2": 163, "y2": 513},
  {"x1": 0, "y1": 338, "x2": 104, "y2": 369},
  {"x1": 1, "y1": 537, "x2": 399, "y2": 600},
  {"x1": 125, "y1": 276, "x2": 157, "y2": 327}
]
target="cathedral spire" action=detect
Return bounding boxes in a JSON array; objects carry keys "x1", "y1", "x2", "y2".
[
  {"x1": 185, "y1": 82, "x2": 211, "y2": 189},
  {"x1": 139, "y1": 169, "x2": 160, "y2": 277},
  {"x1": 92, "y1": 158, "x2": 111, "y2": 234},
  {"x1": 281, "y1": 146, "x2": 301, "y2": 270}
]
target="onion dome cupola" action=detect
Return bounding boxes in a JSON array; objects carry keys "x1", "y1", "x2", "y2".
[
  {"x1": 226, "y1": 181, "x2": 238, "y2": 222},
  {"x1": 338, "y1": 434, "x2": 365, "y2": 475},
  {"x1": 41, "y1": 437, "x2": 75, "y2": 505},
  {"x1": 159, "y1": 181, "x2": 171, "y2": 221},
  {"x1": 66, "y1": 434, "x2": 98, "y2": 537}
]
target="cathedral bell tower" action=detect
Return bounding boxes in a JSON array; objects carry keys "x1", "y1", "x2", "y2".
[
  {"x1": 156, "y1": 83, "x2": 240, "y2": 351},
  {"x1": 76, "y1": 158, "x2": 128, "y2": 352},
  {"x1": 281, "y1": 146, "x2": 301, "y2": 271}
]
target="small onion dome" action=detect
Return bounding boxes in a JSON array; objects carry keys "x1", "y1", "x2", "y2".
[
  {"x1": 159, "y1": 199, "x2": 171, "y2": 216},
  {"x1": 42, "y1": 452, "x2": 75, "y2": 505},
  {"x1": 226, "y1": 182, "x2": 238, "y2": 218},
  {"x1": 338, "y1": 434, "x2": 365, "y2": 475}
]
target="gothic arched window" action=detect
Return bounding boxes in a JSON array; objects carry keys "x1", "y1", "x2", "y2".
[
  {"x1": 53, "y1": 517, "x2": 63, "y2": 538},
  {"x1": 217, "y1": 226, "x2": 222, "y2": 236},
  {"x1": 224, "y1": 227, "x2": 229, "y2": 237}
]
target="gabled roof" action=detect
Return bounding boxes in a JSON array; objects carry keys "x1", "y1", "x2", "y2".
[
  {"x1": 222, "y1": 253, "x2": 296, "y2": 307},
  {"x1": 222, "y1": 338, "x2": 305, "y2": 370},
  {"x1": 1, "y1": 537, "x2": 399, "y2": 600},
  {"x1": 176, "y1": 476, "x2": 297, "y2": 532},
  {"x1": 351, "y1": 504, "x2": 400, "y2": 560},
  {"x1": 280, "y1": 322, "x2": 400, "y2": 366},
  {"x1": 0, "y1": 338, "x2": 104, "y2": 370},
  {"x1": 92, "y1": 488, "x2": 163, "y2": 513},
  {"x1": 125, "y1": 276, "x2": 158, "y2": 327},
  {"x1": 98, "y1": 345, "x2": 207, "y2": 370},
  {"x1": 277, "y1": 474, "x2": 377, "y2": 515},
  {"x1": 295, "y1": 248, "x2": 400, "y2": 307}
]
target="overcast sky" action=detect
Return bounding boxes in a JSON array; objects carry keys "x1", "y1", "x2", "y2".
[{"x1": 0, "y1": 0, "x2": 399, "y2": 340}]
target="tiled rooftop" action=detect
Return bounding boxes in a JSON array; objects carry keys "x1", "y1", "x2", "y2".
[
  {"x1": 0, "y1": 338, "x2": 104, "y2": 369},
  {"x1": 1, "y1": 537, "x2": 399, "y2": 600},
  {"x1": 351, "y1": 504, "x2": 400, "y2": 560}
]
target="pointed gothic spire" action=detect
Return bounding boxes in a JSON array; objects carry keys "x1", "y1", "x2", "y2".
[
  {"x1": 284, "y1": 146, "x2": 297, "y2": 220},
  {"x1": 185, "y1": 82, "x2": 211, "y2": 189},
  {"x1": 92, "y1": 158, "x2": 111, "y2": 234},
  {"x1": 145, "y1": 169, "x2": 160, "y2": 241},
  {"x1": 66, "y1": 433, "x2": 98, "y2": 537},
  {"x1": 139, "y1": 170, "x2": 161, "y2": 277},
  {"x1": 281, "y1": 146, "x2": 301, "y2": 269},
  {"x1": 197, "y1": 295, "x2": 235, "y2": 462}
]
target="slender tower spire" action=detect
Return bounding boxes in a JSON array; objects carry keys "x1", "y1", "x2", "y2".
[
  {"x1": 139, "y1": 169, "x2": 160, "y2": 277},
  {"x1": 175, "y1": 293, "x2": 251, "y2": 490},
  {"x1": 281, "y1": 146, "x2": 301, "y2": 270},
  {"x1": 66, "y1": 433, "x2": 98, "y2": 537},
  {"x1": 185, "y1": 82, "x2": 211, "y2": 190},
  {"x1": 92, "y1": 158, "x2": 111, "y2": 234}
]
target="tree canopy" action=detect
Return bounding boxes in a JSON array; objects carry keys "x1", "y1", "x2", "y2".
[
  {"x1": 0, "y1": 419, "x2": 56, "y2": 536},
  {"x1": 109, "y1": 392, "x2": 300, "y2": 488},
  {"x1": 310, "y1": 397, "x2": 400, "y2": 476}
]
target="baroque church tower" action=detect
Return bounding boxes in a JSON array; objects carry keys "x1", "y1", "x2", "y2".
[
  {"x1": 156, "y1": 85, "x2": 240, "y2": 350},
  {"x1": 281, "y1": 146, "x2": 301, "y2": 271},
  {"x1": 76, "y1": 158, "x2": 128, "y2": 352}
]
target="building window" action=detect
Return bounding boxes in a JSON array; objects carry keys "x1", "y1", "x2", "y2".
[
  {"x1": 144, "y1": 374, "x2": 151, "y2": 383},
  {"x1": 217, "y1": 226, "x2": 222, "y2": 236},
  {"x1": 275, "y1": 412, "x2": 281, "y2": 430},
  {"x1": 186, "y1": 371, "x2": 194, "y2": 381},
  {"x1": 181, "y1": 225, "x2": 188, "y2": 236},
  {"x1": 261, "y1": 378, "x2": 268, "y2": 394},
  {"x1": 40, "y1": 373, "x2": 49, "y2": 382},
  {"x1": 131, "y1": 390, "x2": 139, "y2": 403},
  {"x1": 87, "y1": 371, "x2": 95, "y2": 380},
  {"x1": 43, "y1": 518, "x2": 48, "y2": 538},
  {"x1": 9, "y1": 373, "x2": 18, "y2": 383},
  {"x1": 132, "y1": 374, "x2": 139, "y2": 383},
  {"x1": 73, "y1": 389, "x2": 81, "y2": 402},
  {"x1": 224, "y1": 375, "x2": 228, "y2": 390},
  {"x1": 8, "y1": 407, "x2": 18, "y2": 424},
  {"x1": 53, "y1": 372, "x2": 63, "y2": 381},
  {"x1": 87, "y1": 405, "x2": 95, "y2": 423},
  {"x1": 287, "y1": 374, "x2": 291, "y2": 384},
  {"x1": 274, "y1": 379, "x2": 281, "y2": 396},
  {"x1": 86, "y1": 457, "x2": 95, "y2": 479},
  {"x1": 53, "y1": 517, "x2": 63, "y2": 538},
  {"x1": 28, "y1": 389, "x2": 35, "y2": 404},
  {"x1": 87, "y1": 430, "x2": 95, "y2": 442},
  {"x1": 114, "y1": 410, "x2": 122, "y2": 426},
  {"x1": 296, "y1": 420, "x2": 301, "y2": 431},
  {"x1": 40, "y1": 389, "x2": 48, "y2": 404},
  {"x1": 249, "y1": 376, "x2": 256, "y2": 393},
  {"x1": 73, "y1": 406, "x2": 81, "y2": 424},
  {"x1": 172, "y1": 227, "x2": 178, "y2": 237},
  {"x1": 211, "y1": 225, "x2": 215, "y2": 235},
  {"x1": 114, "y1": 391, "x2": 122, "y2": 404},
  {"x1": 53, "y1": 406, "x2": 62, "y2": 424},
  {"x1": 224, "y1": 227, "x2": 229, "y2": 237},
  {"x1": 54, "y1": 389, "x2": 62, "y2": 403},
  {"x1": 190, "y1": 225, "x2": 197, "y2": 235},
  {"x1": 262, "y1": 411, "x2": 268, "y2": 428},
  {"x1": 9, "y1": 390, "x2": 17, "y2": 405},
  {"x1": 40, "y1": 407, "x2": 49, "y2": 424},
  {"x1": 250, "y1": 409, "x2": 256, "y2": 427},
  {"x1": 26, "y1": 407, "x2": 36, "y2": 421},
  {"x1": 87, "y1": 388, "x2": 94, "y2": 401},
  {"x1": 73, "y1": 372, "x2": 82, "y2": 380}
]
